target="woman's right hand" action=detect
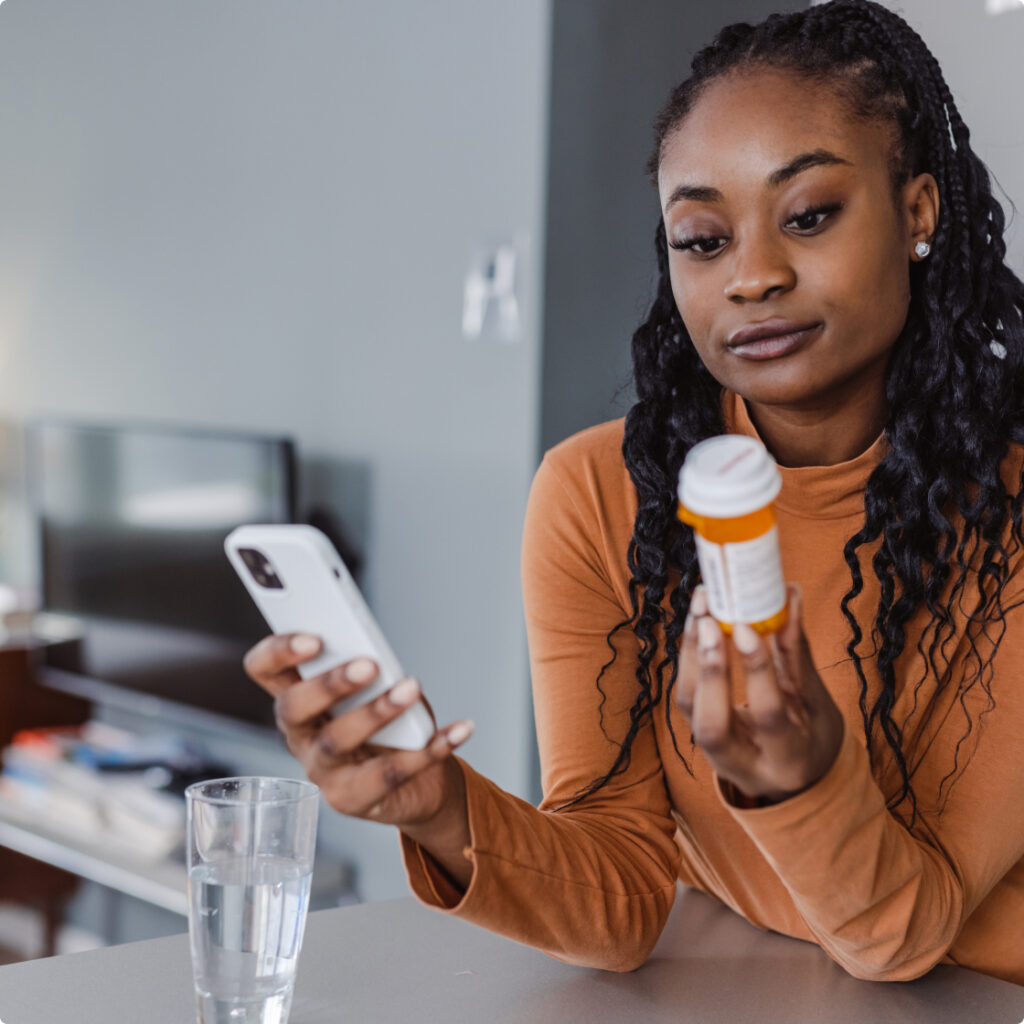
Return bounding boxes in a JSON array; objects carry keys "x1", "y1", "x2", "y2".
[{"x1": 243, "y1": 633, "x2": 474, "y2": 836}]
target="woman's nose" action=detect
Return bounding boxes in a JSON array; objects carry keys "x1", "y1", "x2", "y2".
[{"x1": 723, "y1": 234, "x2": 796, "y2": 303}]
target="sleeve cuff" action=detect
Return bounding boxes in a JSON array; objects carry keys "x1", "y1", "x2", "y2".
[
  {"x1": 399, "y1": 755, "x2": 482, "y2": 914},
  {"x1": 714, "y1": 716, "x2": 861, "y2": 830},
  {"x1": 400, "y1": 831, "x2": 469, "y2": 909},
  {"x1": 712, "y1": 717, "x2": 898, "y2": 907}
]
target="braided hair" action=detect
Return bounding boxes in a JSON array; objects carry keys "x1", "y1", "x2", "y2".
[{"x1": 560, "y1": 0, "x2": 1024, "y2": 824}]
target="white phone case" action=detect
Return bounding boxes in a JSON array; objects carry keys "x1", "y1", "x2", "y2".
[{"x1": 225, "y1": 524, "x2": 434, "y2": 750}]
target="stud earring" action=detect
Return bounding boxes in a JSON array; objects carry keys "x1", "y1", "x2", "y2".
[{"x1": 914, "y1": 241, "x2": 931, "y2": 259}]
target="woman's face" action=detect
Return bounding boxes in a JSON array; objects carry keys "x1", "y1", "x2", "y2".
[{"x1": 657, "y1": 69, "x2": 938, "y2": 413}]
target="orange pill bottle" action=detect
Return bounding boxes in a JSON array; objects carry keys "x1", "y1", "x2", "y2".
[{"x1": 677, "y1": 435, "x2": 788, "y2": 635}]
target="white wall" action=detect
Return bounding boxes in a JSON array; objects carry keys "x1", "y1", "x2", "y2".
[{"x1": 0, "y1": 0, "x2": 551, "y2": 901}]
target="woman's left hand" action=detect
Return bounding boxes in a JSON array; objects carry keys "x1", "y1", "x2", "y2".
[{"x1": 675, "y1": 583, "x2": 845, "y2": 806}]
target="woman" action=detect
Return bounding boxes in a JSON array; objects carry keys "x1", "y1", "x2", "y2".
[{"x1": 244, "y1": 0, "x2": 1024, "y2": 983}]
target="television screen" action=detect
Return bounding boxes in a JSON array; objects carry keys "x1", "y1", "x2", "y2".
[{"x1": 27, "y1": 420, "x2": 296, "y2": 728}]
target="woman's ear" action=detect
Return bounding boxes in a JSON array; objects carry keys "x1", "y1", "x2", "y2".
[{"x1": 904, "y1": 172, "x2": 940, "y2": 258}]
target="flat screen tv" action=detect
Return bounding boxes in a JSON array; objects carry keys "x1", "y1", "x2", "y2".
[{"x1": 26, "y1": 419, "x2": 296, "y2": 730}]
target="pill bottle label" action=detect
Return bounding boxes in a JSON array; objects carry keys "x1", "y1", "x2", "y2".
[{"x1": 694, "y1": 526, "x2": 786, "y2": 625}]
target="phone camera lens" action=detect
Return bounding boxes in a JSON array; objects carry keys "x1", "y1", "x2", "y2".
[{"x1": 239, "y1": 547, "x2": 285, "y2": 590}]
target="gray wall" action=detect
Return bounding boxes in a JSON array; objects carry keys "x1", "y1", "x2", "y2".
[
  {"x1": 538, "y1": 0, "x2": 806, "y2": 455},
  {"x1": 0, "y1": 0, "x2": 550, "y2": 905}
]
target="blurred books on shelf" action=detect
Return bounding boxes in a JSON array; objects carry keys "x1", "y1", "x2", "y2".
[{"x1": 0, "y1": 722, "x2": 230, "y2": 863}]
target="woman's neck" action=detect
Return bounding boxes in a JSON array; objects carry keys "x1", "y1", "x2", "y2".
[{"x1": 743, "y1": 386, "x2": 889, "y2": 468}]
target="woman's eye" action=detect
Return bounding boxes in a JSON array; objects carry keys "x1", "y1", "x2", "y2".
[
  {"x1": 670, "y1": 234, "x2": 724, "y2": 255},
  {"x1": 786, "y1": 202, "x2": 843, "y2": 232}
]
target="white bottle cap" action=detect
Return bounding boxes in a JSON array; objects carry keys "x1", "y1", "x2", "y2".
[{"x1": 678, "y1": 435, "x2": 782, "y2": 519}]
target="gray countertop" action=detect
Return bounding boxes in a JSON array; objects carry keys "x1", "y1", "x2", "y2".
[{"x1": 1, "y1": 886, "x2": 1022, "y2": 1023}]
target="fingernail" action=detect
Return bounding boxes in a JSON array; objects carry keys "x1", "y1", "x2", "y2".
[
  {"x1": 388, "y1": 677, "x2": 420, "y2": 706},
  {"x1": 698, "y1": 615, "x2": 720, "y2": 653},
  {"x1": 291, "y1": 634, "x2": 321, "y2": 656},
  {"x1": 787, "y1": 705, "x2": 811, "y2": 734},
  {"x1": 347, "y1": 657, "x2": 377, "y2": 683},
  {"x1": 691, "y1": 585, "x2": 708, "y2": 617},
  {"x1": 733, "y1": 623, "x2": 760, "y2": 654},
  {"x1": 447, "y1": 720, "x2": 474, "y2": 745}
]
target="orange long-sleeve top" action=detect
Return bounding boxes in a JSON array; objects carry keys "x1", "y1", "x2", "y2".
[{"x1": 401, "y1": 391, "x2": 1024, "y2": 984}]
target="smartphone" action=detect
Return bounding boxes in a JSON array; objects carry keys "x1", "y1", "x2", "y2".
[{"x1": 225, "y1": 524, "x2": 434, "y2": 750}]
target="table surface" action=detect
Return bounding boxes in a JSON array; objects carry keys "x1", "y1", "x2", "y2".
[{"x1": 0, "y1": 886, "x2": 1022, "y2": 1024}]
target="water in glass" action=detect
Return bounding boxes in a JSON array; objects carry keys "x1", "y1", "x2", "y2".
[{"x1": 188, "y1": 855, "x2": 313, "y2": 1024}]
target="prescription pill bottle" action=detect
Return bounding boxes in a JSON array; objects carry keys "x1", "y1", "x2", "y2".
[{"x1": 677, "y1": 435, "x2": 788, "y2": 635}]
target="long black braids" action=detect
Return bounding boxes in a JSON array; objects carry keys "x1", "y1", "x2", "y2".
[{"x1": 556, "y1": 0, "x2": 1024, "y2": 823}]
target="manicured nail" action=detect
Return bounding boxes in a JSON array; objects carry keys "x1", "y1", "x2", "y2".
[
  {"x1": 291, "y1": 634, "x2": 321, "y2": 656},
  {"x1": 698, "y1": 615, "x2": 720, "y2": 653},
  {"x1": 346, "y1": 657, "x2": 377, "y2": 683},
  {"x1": 447, "y1": 720, "x2": 474, "y2": 745},
  {"x1": 388, "y1": 677, "x2": 420, "y2": 706},
  {"x1": 691, "y1": 585, "x2": 708, "y2": 617},
  {"x1": 733, "y1": 623, "x2": 760, "y2": 655},
  {"x1": 684, "y1": 601, "x2": 697, "y2": 634}
]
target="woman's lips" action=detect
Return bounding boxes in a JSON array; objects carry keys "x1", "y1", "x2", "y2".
[{"x1": 728, "y1": 323, "x2": 822, "y2": 360}]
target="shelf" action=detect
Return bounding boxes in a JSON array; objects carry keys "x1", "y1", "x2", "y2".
[
  {"x1": 0, "y1": 799, "x2": 188, "y2": 914},
  {"x1": 0, "y1": 799, "x2": 355, "y2": 917}
]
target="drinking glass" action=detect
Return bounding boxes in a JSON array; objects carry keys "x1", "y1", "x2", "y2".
[{"x1": 186, "y1": 777, "x2": 319, "y2": 1024}]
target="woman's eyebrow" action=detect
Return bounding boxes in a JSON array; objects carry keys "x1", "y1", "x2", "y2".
[{"x1": 664, "y1": 148, "x2": 853, "y2": 210}]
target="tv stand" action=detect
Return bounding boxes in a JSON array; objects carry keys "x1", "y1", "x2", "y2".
[
  {"x1": 0, "y1": 637, "x2": 92, "y2": 954},
  {"x1": 0, "y1": 648, "x2": 355, "y2": 940}
]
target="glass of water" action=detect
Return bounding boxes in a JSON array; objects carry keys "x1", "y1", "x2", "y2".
[{"x1": 186, "y1": 777, "x2": 319, "y2": 1024}]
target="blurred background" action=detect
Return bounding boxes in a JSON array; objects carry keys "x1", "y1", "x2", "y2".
[{"x1": 0, "y1": 0, "x2": 1019, "y2": 961}]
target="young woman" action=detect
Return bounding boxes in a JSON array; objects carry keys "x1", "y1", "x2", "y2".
[{"x1": 244, "y1": 0, "x2": 1024, "y2": 984}]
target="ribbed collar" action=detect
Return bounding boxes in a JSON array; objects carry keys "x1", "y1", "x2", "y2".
[{"x1": 723, "y1": 390, "x2": 889, "y2": 521}]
